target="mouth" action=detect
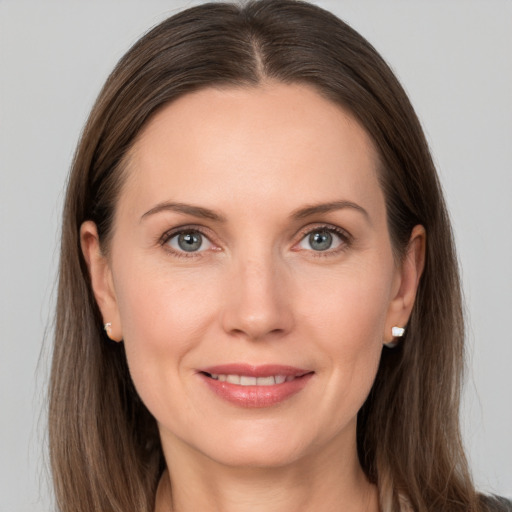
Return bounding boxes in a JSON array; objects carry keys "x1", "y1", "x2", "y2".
[
  {"x1": 203, "y1": 374, "x2": 298, "y2": 385},
  {"x1": 198, "y1": 364, "x2": 314, "y2": 407}
]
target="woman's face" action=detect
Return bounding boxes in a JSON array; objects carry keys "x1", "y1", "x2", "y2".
[{"x1": 83, "y1": 82, "x2": 422, "y2": 469}]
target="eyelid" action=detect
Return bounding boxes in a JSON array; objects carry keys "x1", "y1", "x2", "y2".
[
  {"x1": 159, "y1": 224, "x2": 219, "y2": 256},
  {"x1": 293, "y1": 223, "x2": 353, "y2": 253},
  {"x1": 157, "y1": 222, "x2": 352, "y2": 257},
  {"x1": 159, "y1": 224, "x2": 210, "y2": 244}
]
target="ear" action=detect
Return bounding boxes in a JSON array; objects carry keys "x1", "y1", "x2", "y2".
[
  {"x1": 384, "y1": 224, "x2": 426, "y2": 344},
  {"x1": 80, "y1": 221, "x2": 123, "y2": 342}
]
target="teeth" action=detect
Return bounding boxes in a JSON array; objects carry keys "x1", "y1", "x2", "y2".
[
  {"x1": 208, "y1": 374, "x2": 292, "y2": 386},
  {"x1": 226, "y1": 374, "x2": 241, "y2": 384},
  {"x1": 240, "y1": 376, "x2": 257, "y2": 385},
  {"x1": 256, "y1": 376, "x2": 275, "y2": 386}
]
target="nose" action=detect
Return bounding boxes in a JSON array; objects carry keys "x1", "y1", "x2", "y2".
[{"x1": 220, "y1": 253, "x2": 295, "y2": 341}]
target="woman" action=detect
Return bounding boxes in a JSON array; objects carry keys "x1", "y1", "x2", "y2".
[{"x1": 49, "y1": 1, "x2": 511, "y2": 511}]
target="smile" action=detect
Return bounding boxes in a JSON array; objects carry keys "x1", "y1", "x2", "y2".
[
  {"x1": 198, "y1": 364, "x2": 314, "y2": 407},
  {"x1": 207, "y1": 374, "x2": 295, "y2": 385}
]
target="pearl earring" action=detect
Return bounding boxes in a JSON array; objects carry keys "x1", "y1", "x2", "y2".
[
  {"x1": 104, "y1": 322, "x2": 112, "y2": 338},
  {"x1": 384, "y1": 325, "x2": 405, "y2": 349},
  {"x1": 391, "y1": 326, "x2": 405, "y2": 337}
]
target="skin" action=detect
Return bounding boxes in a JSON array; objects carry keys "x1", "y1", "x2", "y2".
[{"x1": 81, "y1": 82, "x2": 425, "y2": 512}]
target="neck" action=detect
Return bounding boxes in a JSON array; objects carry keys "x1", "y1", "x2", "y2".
[{"x1": 155, "y1": 430, "x2": 378, "y2": 512}]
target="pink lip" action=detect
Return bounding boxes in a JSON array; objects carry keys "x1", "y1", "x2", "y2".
[
  {"x1": 198, "y1": 364, "x2": 314, "y2": 408},
  {"x1": 200, "y1": 364, "x2": 310, "y2": 377}
]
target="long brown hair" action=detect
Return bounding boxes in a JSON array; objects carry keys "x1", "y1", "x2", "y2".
[{"x1": 50, "y1": 1, "x2": 503, "y2": 511}]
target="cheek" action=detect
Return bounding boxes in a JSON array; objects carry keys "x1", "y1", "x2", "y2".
[
  {"x1": 297, "y1": 258, "x2": 393, "y2": 348},
  {"x1": 111, "y1": 260, "x2": 221, "y2": 404},
  {"x1": 114, "y1": 256, "x2": 220, "y2": 341},
  {"x1": 294, "y1": 259, "x2": 393, "y2": 406},
  {"x1": 314, "y1": 283, "x2": 386, "y2": 382}
]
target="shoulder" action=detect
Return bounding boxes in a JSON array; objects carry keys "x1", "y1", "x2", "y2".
[
  {"x1": 480, "y1": 494, "x2": 512, "y2": 512},
  {"x1": 399, "y1": 494, "x2": 512, "y2": 511}
]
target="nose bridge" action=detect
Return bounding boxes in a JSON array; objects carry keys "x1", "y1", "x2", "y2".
[
  {"x1": 241, "y1": 254, "x2": 277, "y2": 304},
  {"x1": 221, "y1": 244, "x2": 293, "y2": 340}
]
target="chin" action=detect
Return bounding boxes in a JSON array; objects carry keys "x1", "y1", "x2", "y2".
[
  {"x1": 193, "y1": 422, "x2": 317, "y2": 470},
  {"x1": 208, "y1": 442, "x2": 306, "y2": 470}
]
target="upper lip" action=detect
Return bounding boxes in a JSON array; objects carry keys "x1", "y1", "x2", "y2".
[{"x1": 199, "y1": 364, "x2": 311, "y2": 378}]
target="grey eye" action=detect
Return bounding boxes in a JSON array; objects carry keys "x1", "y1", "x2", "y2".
[
  {"x1": 308, "y1": 230, "x2": 333, "y2": 251},
  {"x1": 168, "y1": 231, "x2": 211, "y2": 253},
  {"x1": 298, "y1": 228, "x2": 343, "y2": 252},
  {"x1": 178, "y1": 232, "x2": 202, "y2": 251}
]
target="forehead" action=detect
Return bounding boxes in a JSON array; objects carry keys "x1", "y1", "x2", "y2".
[{"x1": 120, "y1": 82, "x2": 382, "y2": 220}]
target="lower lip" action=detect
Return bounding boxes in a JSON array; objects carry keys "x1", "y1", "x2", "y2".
[{"x1": 200, "y1": 373, "x2": 313, "y2": 408}]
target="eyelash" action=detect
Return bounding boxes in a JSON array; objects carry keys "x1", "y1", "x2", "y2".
[
  {"x1": 295, "y1": 224, "x2": 352, "y2": 257},
  {"x1": 159, "y1": 225, "x2": 216, "y2": 259},
  {"x1": 159, "y1": 224, "x2": 352, "y2": 258}
]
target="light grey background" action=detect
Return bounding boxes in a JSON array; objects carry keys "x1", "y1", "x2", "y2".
[{"x1": 1, "y1": 1, "x2": 510, "y2": 510}]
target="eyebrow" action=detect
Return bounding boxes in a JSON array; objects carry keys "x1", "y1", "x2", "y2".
[
  {"x1": 140, "y1": 202, "x2": 226, "y2": 222},
  {"x1": 140, "y1": 199, "x2": 369, "y2": 224},
  {"x1": 291, "y1": 200, "x2": 370, "y2": 222}
]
